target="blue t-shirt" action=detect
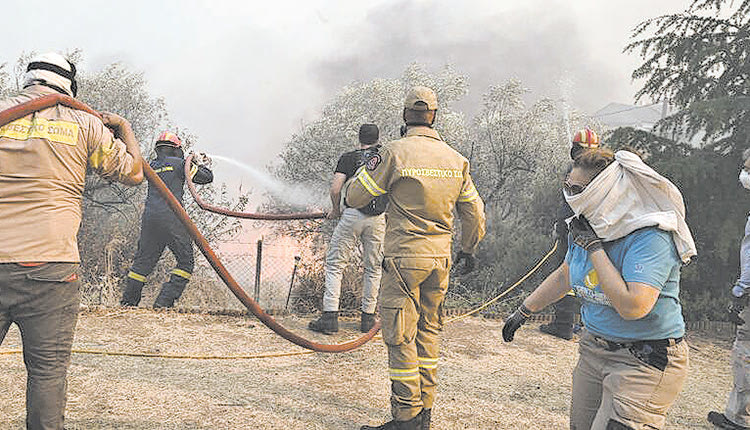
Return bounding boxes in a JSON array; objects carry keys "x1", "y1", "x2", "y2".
[{"x1": 566, "y1": 227, "x2": 685, "y2": 342}]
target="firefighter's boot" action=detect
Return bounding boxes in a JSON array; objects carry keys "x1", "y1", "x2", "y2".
[
  {"x1": 540, "y1": 294, "x2": 575, "y2": 340},
  {"x1": 154, "y1": 273, "x2": 188, "y2": 309},
  {"x1": 121, "y1": 277, "x2": 145, "y2": 307},
  {"x1": 539, "y1": 323, "x2": 573, "y2": 340},
  {"x1": 361, "y1": 311, "x2": 377, "y2": 333},
  {"x1": 361, "y1": 409, "x2": 425, "y2": 430},
  {"x1": 308, "y1": 311, "x2": 339, "y2": 335},
  {"x1": 421, "y1": 409, "x2": 431, "y2": 430},
  {"x1": 708, "y1": 411, "x2": 750, "y2": 429}
]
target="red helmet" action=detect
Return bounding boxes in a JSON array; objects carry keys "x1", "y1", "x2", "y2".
[
  {"x1": 572, "y1": 128, "x2": 600, "y2": 149},
  {"x1": 155, "y1": 131, "x2": 182, "y2": 148}
]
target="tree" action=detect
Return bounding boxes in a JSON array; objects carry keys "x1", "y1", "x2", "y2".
[
  {"x1": 270, "y1": 63, "x2": 470, "y2": 244},
  {"x1": 273, "y1": 63, "x2": 470, "y2": 194},
  {"x1": 619, "y1": 1, "x2": 750, "y2": 320},
  {"x1": 457, "y1": 80, "x2": 600, "y2": 303},
  {"x1": 74, "y1": 60, "x2": 249, "y2": 300},
  {"x1": 272, "y1": 64, "x2": 599, "y2": 311},
  {"x1": 626, "y1": 0, "x2": 750, "y2": 151},
  {"x1": 0, "y1": 51, "x2": 249, "y2": 304}
]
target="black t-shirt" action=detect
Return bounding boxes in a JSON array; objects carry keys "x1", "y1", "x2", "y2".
[
  {"x1": 335, "y1": 150, "x2": 364, "y2": 180},
  {"x1": 335, "y1": 146, "x2": 387, "y2": 215}
]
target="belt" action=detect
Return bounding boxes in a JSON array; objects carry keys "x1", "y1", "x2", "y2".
[{"x1": 592, "y1": 335, "x2": 683, "y2": 352}]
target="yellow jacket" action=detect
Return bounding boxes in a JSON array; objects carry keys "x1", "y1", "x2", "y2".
[
  {"x1": 346, "y1": 126, "x2": 485, "y2": 258},
  {"x1": 0, "y1": 86, "x2": 137, "y2": 262}
]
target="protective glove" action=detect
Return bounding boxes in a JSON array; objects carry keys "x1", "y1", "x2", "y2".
[
  {"x1": 455, "y1": 251, "x2": 476, "y2": 275},
  {"x1": 730, "y1": 284, "x2": 748, "y2": 325},
  {"x1": 502, "y1": 304, "x2": 532, "y2": 342},
  {"x1": 569, "y1": 216, "x2": 603, "y2": 252}
]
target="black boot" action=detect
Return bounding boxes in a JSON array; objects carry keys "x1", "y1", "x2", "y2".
[
  {"x1": 539, "y1": 323, "x2": 573, "y2": 340},
  {"x1": 361, "y1": 311, "x2": 377, "y2": 332},
  {"x1": 154, "y1": 275, "x2": 188, "y2": 309},
  {"x1": 308, "y1": 311, "x2": 339, "y2": 335},
  {"x1": 708, "y1": 411, "x2": 750, "y2": 429},
  {"x1": 120, "y1": 278, "x2": 145, "y2": 307},
  {"x1": 361, "y1": 409, "x2": 424, "y2": 430},
  {"x1": 540, "y1": 295, "x2": 575, "y2": 340},
  {"x1": 421, "y1": 409, "x2": 431, "y2": 430}
]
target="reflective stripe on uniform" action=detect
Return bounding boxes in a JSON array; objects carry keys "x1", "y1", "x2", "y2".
[
  {"x1": 89, "y1": 139, "x2": 115, "y2": 169},
  {"x1": 356, "y1": 169, "x2": 387, "y2": 197},
  {"x1": 154, "y1": 166, "x2": 174, "y2": 174},
  {"x1": 127, "y1": 271, "x2": 147, "y2": 282},
  {"x1": 170, "y1": 268, "x2": 192, "y2": 280},
  {"x1": 458, "y1": 183, "x2": 479, "y2": 202},
  {"x1": 389, "y1": 367, "x2": 420, "y2": 381},
  {"x1": 418, "y1": 356, "x2": 438, "y2": 370},
  {"x1": 0, "y1": 118, "x2": 79, "y2": 146}
]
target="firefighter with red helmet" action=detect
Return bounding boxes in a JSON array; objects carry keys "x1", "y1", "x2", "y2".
[
  {"x1": 120, "y1": 131, "x2": 213, "y2": 308},
  {"x1": 539, "y1": 128, "x2": 601, "y2": 340}
]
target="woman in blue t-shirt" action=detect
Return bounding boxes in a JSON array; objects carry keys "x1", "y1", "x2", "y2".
[{"x1": 502, "y1": 149, "x2": 691, "y2": 430}]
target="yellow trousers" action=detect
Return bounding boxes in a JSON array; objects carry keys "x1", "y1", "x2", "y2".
[{"x1": 379, "y1": 257, "x2": 450, "y2": 421}]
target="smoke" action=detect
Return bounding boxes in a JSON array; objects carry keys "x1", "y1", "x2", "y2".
[{"x1": 311, "y1": 0, "x2": 632, "y2": 115}]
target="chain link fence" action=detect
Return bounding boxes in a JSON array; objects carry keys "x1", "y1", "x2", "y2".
[{"x1": 79, "y1": 215, "x2": 556, "y2": 320}]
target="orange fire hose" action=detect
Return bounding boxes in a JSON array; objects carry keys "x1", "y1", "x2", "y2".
[
  {"x1": 185, "y1": 159, "x2": 326, "y2": 219},
  {"x1": 0, "y1": 94, "x2": 380, "y2": 353}
]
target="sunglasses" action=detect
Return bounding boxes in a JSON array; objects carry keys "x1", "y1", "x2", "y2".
[{"x1": 564, "y1": 178, "x2": 586, "y2": 196}]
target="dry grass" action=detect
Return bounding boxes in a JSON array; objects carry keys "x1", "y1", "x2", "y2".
[{"x1": 0, "y1": 308, "x2": 733, "y2": 429}]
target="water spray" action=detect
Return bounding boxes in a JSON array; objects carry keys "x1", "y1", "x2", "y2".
[
  {"x1": 208, "y1": 154, "x2": 325, "y2": 209},
  {"x1": 186, "y1": 153, "x2": 326, "y2": 220}
]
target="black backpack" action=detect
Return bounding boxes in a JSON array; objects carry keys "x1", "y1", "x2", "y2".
[{"x1": 356, "y1": 146, "x2": 388, "y2": 216}]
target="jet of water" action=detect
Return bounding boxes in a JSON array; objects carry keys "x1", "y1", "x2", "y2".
[{"x1": 209, "y1": 154, "x2": 325, "y2": 209}]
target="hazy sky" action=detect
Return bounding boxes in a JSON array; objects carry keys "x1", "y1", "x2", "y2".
[{"x1": 1, "y1": 0, "x2": 688, "y2": 173}]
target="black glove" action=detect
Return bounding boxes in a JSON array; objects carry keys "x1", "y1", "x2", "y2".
[
  {"x1": 730, "y1": 287, "x2": 747, "y2": 325},
  {"x1": 455, "y1": 251, "x2": 476, "y2": 275},
  {"x1": 502, "y1": 304, "x2": 532, "y2": 342},
  {"x1": 569, "y1": 216, "x2": 603, "y2": 252}
]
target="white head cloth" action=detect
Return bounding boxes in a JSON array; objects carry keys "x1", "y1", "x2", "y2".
[{"x1": 565, "y1": 150, "x2": 697, "y2": 264}]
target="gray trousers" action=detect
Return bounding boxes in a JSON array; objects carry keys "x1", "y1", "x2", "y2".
[
  {"x1": 0, "y1": 263, "x2": 80, "y2": 430},
  {"x1": 726, "y1": 308, "x2": 750, "y2": 427},
  {"x1": 324, "y1": 208, "x2": 385, "y2": 313}
]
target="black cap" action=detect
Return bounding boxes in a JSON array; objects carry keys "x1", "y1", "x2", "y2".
[{"x1": 359, "y1": 124, "x2": 379, "y2": 144}]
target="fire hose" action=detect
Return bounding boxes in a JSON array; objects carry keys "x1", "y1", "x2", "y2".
[
  {"x1": 0, "y1": 94, "x2": 379, "y2": 353},
  {"x1": 0, "y1": 239, "x2": 559, "y2": 360}
]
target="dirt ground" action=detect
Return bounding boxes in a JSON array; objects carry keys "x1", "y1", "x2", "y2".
[{"x1": 0, "y1": 308, "x2": 734, "y2": 429}]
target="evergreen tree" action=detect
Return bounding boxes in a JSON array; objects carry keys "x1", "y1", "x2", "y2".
[{"x1": 626, "y1": 0, "x2": 750, "y2": 150}]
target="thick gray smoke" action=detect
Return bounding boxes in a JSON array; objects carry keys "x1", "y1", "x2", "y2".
[{"x1": 311, "y1": 1, "x2": 635, "y2": 114}]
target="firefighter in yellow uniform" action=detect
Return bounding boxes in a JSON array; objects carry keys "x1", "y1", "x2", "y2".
[{"x1": 348, "y1": 86, "x2": 486, "y2": 430}]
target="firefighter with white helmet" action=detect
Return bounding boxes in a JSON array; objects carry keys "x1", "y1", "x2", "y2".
[{"x1": 0, "y1": 52, "x2": 144, "y2": 429}]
